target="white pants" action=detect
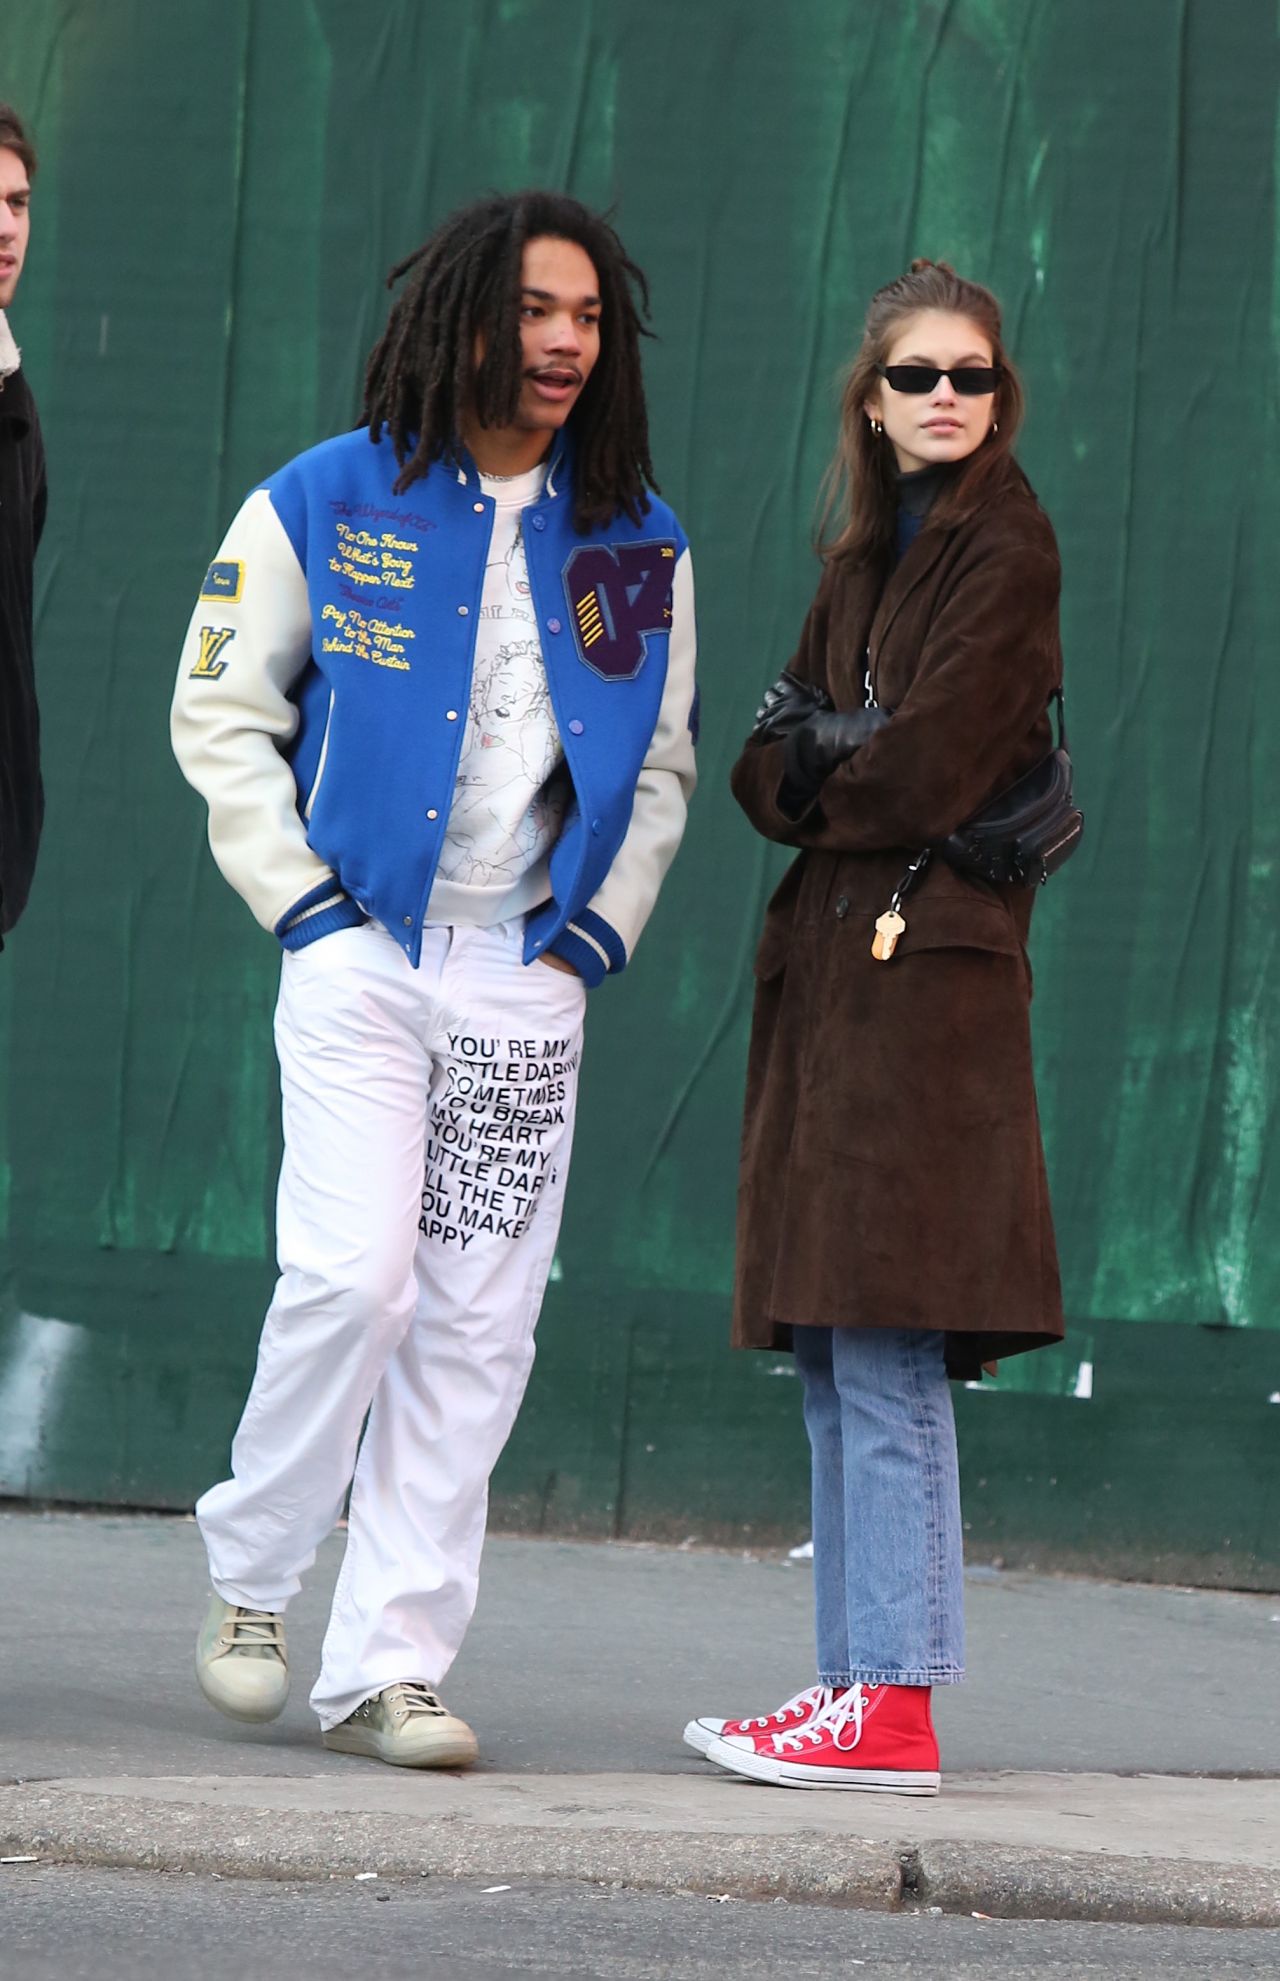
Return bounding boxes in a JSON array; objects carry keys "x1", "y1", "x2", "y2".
[{"x1": 196, "y1": 920, "x2": 585, "y2": 1729}]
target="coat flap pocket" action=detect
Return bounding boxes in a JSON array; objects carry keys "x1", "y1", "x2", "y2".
[
  {"x1": 897, "y1": 898, "x2": 1022, "y2": 958},
  {"x1": 754, "y1": 914, "x2": 792, "y2": 981},
  {"x1": 754, "y1": 856, "x2": 804, "y2": 980}
]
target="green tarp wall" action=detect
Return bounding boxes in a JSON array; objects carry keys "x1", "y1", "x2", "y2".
[{"x1": 2, "y1": 0, "x2": 1277, "y2": 1585}]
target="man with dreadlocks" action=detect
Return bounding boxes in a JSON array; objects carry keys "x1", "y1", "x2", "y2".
[{"x1": 171, "y1": 191, "x2": 697, "y2": 1768}]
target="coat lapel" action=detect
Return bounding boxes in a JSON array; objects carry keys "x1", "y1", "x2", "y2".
[
  {"x1": 826, "y1": 559, "x2": 883, "y2": 706},
  {"x1": 869, "y1": 525, "x2": 953, "y2": 665}
]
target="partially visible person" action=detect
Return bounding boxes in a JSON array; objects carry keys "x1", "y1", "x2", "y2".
[
  {"x1": 685, "y1": 260, "x2": 1066, "y2": 1795},
  {"x1": 0, "y1": 102, "x2": 45, "y2": 947}
]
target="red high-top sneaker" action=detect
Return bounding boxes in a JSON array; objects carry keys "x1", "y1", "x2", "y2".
[
  {"x1": 704, "y1": 1682, "x2": 939, "y2": 1794},
  {"x1": 682, "y1": 1683, "x2": 845, "y2": 1758}
]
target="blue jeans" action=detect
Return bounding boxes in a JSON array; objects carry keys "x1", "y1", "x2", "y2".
[{"x1": 793, "y1": 1326, "x2": 965, "y2": 1686}]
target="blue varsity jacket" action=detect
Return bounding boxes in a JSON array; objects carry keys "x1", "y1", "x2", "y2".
[{"x1": 171, "y1": 427, "x2": 698, "y2": 988}]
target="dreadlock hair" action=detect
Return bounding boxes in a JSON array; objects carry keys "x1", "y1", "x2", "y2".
[
  {"x1": 819, "y1": 259, "x2": 1026, "y2": 566},
  {"x1": 362, "y1": 190, "x2": 658, "y2": 535}
]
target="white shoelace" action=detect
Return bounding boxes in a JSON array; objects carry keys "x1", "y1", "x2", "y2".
[
  {"x1": 769, "y1": 1683, "x2": 870, "y2": 1754},
  {"x1": 736, "y1": 1683, "x2": 833, "y2": 1731},
  {"x1": 385, "y1": 1681, "x2": 448, "y2": 1721},
  {"x1": 227, "y1": 1608, "x2": 285, "y2": 1654}
]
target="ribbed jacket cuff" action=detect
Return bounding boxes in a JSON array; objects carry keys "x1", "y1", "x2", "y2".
[
  {"x1": 544, "y1": 908, "x2": 627, "y2": 989},
  {"x1": 276, "y1": 891, "x2": 367, "y2": 951}
]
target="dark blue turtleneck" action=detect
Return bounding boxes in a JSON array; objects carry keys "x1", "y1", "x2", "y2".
[{"x1": 894, "y1": 460, "x2": 960, "y2": 563}]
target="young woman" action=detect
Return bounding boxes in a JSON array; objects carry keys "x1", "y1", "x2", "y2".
[{"x1": 684, "y1": 261, "x2": 1066, "y2": 1794}]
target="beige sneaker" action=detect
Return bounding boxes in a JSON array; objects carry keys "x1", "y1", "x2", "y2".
[
  {"x1": 322, "y1": 1681, "x2": 479, "y2": 1769},
  {"x1": 195, "y1": 1593, "x2": 289, "y2": 1724}
]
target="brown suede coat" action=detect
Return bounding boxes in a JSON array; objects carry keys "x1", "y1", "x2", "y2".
[{"x1": 730, "y1": 459, "x2": 1065, "y2": 1380}]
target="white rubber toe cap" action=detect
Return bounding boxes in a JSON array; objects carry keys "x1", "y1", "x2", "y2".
[
  {"x1": 197, "y1": 1653, "x2": 289, "y2": 1724},
  {"x1": 681, "y1": 1716, "x2": 727, "y2": 1757}
]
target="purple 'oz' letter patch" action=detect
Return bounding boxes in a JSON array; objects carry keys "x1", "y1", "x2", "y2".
[{"x1": 563, "y1": 540, "x2": 677, "y2": 680}]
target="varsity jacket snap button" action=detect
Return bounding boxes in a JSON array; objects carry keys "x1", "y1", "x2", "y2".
[
  {"x1": 532, "y1": 515, "x2": 546, "y2": 530},
  {"x1": 473, "y1": 502, "x2": 484, "y2": 513},
  {"x1": 835, "y1": 895, "x2": 850, "y2": 919},
  {"x1": 591, "y1": 818, "x2": 602, "y2": 834},
  {"x1": 403, "y1": 916, "x2": 413, "y2": 927},
  {"x1": 446, "y1": 709, "x2": 459, "y2": 720},
  {"x1": 547, "y1": 617, "x2": 562, "y2": 634},
  {"x1": 457, "y1": 604, "x2": 469, "y2": 616},
  {"x1": 568, "y1": 719, "x2": 584, "y2": 735},
  {"x1": 426, "y1": 808, "x2": 438, "y2": 821}
]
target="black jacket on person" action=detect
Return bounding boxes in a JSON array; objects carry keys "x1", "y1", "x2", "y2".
[{"x1": 0, "y1": 361, "x2": 46, "y2": 940}]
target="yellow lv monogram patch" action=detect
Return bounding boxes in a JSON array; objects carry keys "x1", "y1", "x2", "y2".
[{"x1": 189, "y1": 625, "x2": 236, "y2": 680}]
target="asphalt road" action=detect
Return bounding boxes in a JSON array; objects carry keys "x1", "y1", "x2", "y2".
[{"x1": 2, "y1": 1866, "x2": 1278, "y2": 1979}]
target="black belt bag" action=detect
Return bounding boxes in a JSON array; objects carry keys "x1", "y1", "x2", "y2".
[{"x1": 937, "y1": 689, "x2": 1083, "y2": 888}]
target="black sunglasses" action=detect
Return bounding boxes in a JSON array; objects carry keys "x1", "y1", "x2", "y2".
[{"x1": 875, "y1": 363, "x2": 1002, "y2": 396}]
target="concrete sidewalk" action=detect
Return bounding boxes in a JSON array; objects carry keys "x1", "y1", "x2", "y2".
[{"x1": 2, "y1": 1511, "x2": 1278, "y2": 1927}]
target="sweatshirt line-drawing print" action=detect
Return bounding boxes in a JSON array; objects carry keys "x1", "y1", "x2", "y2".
[{"x1": 436, "y1": 507, "x2": 567, "y2": 892}]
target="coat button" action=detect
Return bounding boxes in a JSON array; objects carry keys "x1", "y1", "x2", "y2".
[
  {"x1": 547, "y1": 617, "x2": 562, "y2": 634},
  {"x1": 591, "y1": 818, "x2": 602, "y2": 835},
  {"x1": 835, "y1": 895, "x2": 849, "y2": 919},
  {"x1": 532, "y1": 514, "x2": 546, "y2": 531},
  {"x1": 473, "y1": 502, "x2": 484, "y2": 513},
  {"x1": 457, "y1": 604, "x2": 469, "y2": 616},
  {"x1": 403, "y1": 916, "x2": 413, "y2": 927},
  {"x1": 426, "y1": 808, "x2": 438, "y2": 821},
  {"x1": 446, "y1": 709, "x2": 458, "y2": 721},
  {"x1": 568, "y1": 719, "x2": 584, "y2": 735}
]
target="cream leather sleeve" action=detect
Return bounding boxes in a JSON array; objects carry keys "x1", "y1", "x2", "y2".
[
  {"x1": 170, "y1": 490, "x2": 337, "y2": 934},
  {"x1": 572, "y1": 546, "x2": 698, "y2": 969}
]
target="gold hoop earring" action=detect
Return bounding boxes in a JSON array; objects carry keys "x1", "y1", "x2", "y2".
[{"x1": 870, "y1": 418, "x2": 883, "y2": 437}]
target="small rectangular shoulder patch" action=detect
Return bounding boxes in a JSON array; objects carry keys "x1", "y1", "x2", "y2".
[{"x1": 200, "y1": 559, "x2": 244, "y2": 604}]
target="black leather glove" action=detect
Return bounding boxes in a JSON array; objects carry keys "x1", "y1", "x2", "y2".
[
  {"x1": 781, "y1": 705, "x2": 891, "y2": 812},
  {"x1": 751, "y1": 669, "x2": 833, "y2": 743}
]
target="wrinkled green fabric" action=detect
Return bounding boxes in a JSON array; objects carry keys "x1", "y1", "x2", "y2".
[{"x1": 0, "y1": 1, "x2": 1275, "y2": 1519}]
